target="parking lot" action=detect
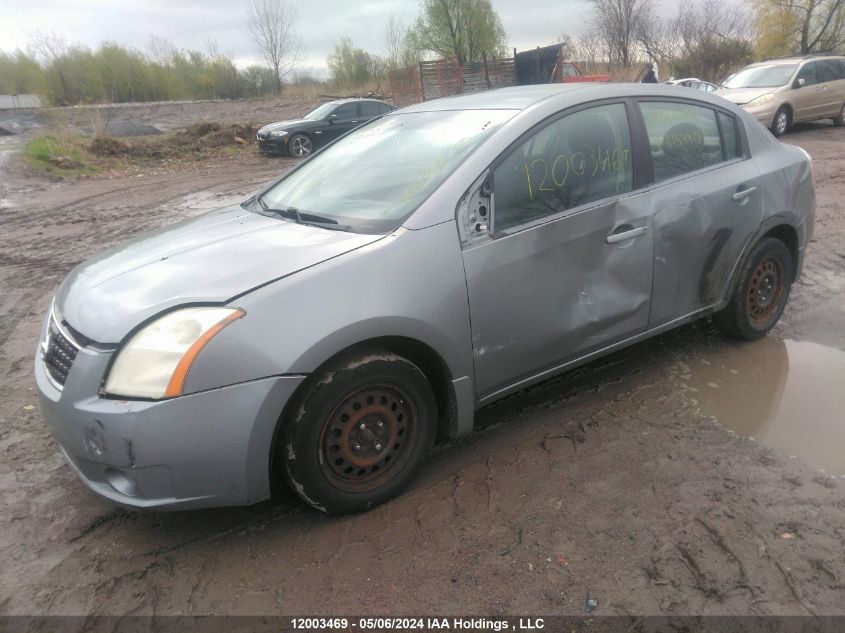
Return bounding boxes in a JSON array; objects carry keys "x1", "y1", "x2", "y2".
[{"x1": 0, "y1": 104, "x2": 843, "y2": 616}]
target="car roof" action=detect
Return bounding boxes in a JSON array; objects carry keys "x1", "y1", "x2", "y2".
[
  {"x1": 326, "y1": 97, "x2": 390, "y2": 105},
  {"x1": 746, "y1": 55, "x2": 844, "y2": 67},
  {"x1": 395, "y1": 82, "x2": 735, "y2": 113}
]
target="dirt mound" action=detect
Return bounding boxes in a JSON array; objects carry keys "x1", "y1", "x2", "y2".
[
  {"x1": 85, "y1": 123, "x2": 258, "y2": 163},
  {"x1": 183, "y1": 122, "x2": 222, "y2": 138},
  {"x1": 177, "y1": 122, "x2": 255, "y2": 146},
  {"x1": 90, "y1": 135, "x2": 129, "y2": 156}
]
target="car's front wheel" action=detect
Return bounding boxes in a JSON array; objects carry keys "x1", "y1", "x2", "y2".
[
  {"x1": 279, "y1": 351, "x2": 437, "y2": 514},
  {"x1": 833, "y1": 102, "x2": 845, "y2": 127},
  {"x1": 714, "y1": 237, "x2": 793, "y2": 340},
  {"x1": 288, "y1": 133, "x2": 313, "y2": 158},
  {"x1": 771, "y1": 107, "x2": 790, "y2": 137}
]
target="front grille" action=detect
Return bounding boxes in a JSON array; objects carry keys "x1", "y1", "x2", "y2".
[{"x1": 43, "y1": 315, "x2": 79, "y2": 387}]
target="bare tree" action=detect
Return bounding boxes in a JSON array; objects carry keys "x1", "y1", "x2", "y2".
[
  {"x1": 589, "y1": 0, "x2": 654, "y2": 68},
  {"x1": 246, "y1": 0, "x2": 302, "y2": 95},
  {"x1": 755, "y1": 0, "x2": 845, "y2": 54},
  {"x1": 146, "y1": 35, "x2": 176, "y2": 64},
  {"x1": 680, "y1": 0, "x2": 751, "y2": 73},
  {"x1": 572, "y1": 27, "x2": 610, "y2": 72},
  {"x1": 27, "y1": 30, "x2": 72, "y2": 104},
  {"x1": 385, "y1": 16, "x2": 406, "y2": 71}
]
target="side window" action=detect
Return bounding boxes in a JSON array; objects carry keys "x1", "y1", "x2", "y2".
[
  {"x1": 819, "y1": 60, "x2": 842, "y2": 83},
  {"x1": 493, "y1": 103, "x2": 633, "y2": 232},
  {"x1": 332, "y1": 103, "x2": 357, "y2": 120},
  {"x1": 358, "y1": 101, "x2": 380, "y2": 118},
  {"x1": 796, "y1": 62, "x2": 818, "y2": 86},
  {"x1": 718, "y1": 112, "x2": 742, "y2": 160},
  {"x1": 837, "y1": 60, "x2": 845, "y2": 80},
  {"x1": 379, "y1": 103, "x2": 394, "y2": 114},
  {"x1": 640, "y1": 101, "x2": 725, "y2": 182}
]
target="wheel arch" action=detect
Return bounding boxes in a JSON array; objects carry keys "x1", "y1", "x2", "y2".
[
  {"x1": 268, "y1": 335, "x2": 461, "y2": 494},
  {"x1": 720, "y1": 217, "x2": 801, "y2": 310}
]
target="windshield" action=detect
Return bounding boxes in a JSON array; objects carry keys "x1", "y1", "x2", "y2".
[
  {"x1": 258, "y1": 109, "x2": 515, "y2": 233},
  {"x1": 723, "y1": 64, "x2": 798, "y2": 89},
  {"x1": 303, "y1": 102, "x2": 337, "y2": 120}
]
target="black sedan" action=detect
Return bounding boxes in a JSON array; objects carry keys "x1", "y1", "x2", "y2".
[{"x1": 256, "y1": 98, "x2": 395, "y2": 158}]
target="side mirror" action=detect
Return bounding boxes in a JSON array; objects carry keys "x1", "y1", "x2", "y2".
[
  {"x1": 327, "y1": 114, "x2": 337, "y2": 123},
  {"x1": 795, "y1": 77, "x2": 806, "y2": 88}
]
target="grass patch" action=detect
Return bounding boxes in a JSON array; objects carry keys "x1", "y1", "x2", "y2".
[{"x1": 24, "y1": 135, "x2": 98, "y2": 178}]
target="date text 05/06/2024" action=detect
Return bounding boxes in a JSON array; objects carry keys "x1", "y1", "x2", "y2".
[{"x1": 289, "y1": 617, "x2": 546, "y2": 630}]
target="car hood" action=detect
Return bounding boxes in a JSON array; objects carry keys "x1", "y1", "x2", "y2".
[
  {"x1": 259, "y1": 119, "x2": 311, "y2": 133},
  {"x1": 715, "y1": 87, "x2": 777, "y2": 105},
  {"x1": 56, "y1": 205, "x2": 384, "y2": 343}
]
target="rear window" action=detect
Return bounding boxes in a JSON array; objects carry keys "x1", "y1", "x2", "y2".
[
  {"x1": 718, "y1": 112, "x2": 742, "y2": 160},
  {"x1": 359, "y1": 101, "x2": 380, "y2": 118},
  {"x1": 819, "y1": 60, "x2": 844, "y2": 82},
  {"x1": 640, "y1": 102, "x2": 728, "y2": 182}
]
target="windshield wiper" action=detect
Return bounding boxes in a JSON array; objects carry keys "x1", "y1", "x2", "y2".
[{"x1": 256, "y1": 198, "x2": 354, "y2": 232}]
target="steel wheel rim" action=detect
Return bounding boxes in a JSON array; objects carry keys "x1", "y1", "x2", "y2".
[
  {"x1": 776, "y1": 112, "x2": 787, "y2": 135},
  {"x1": 319, "y1": 384, "x2": 419, "y2": 492},
  {"x1": 291, "y1": 136, "x2": 311, "y2": 157},
  {"x1": 747, "y1": 256, "x2": 785, "y2": 327}
]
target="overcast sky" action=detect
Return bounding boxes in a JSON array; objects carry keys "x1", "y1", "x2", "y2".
[{"x1": 0, "y1": 0, "x2": 595, "y2": 78}]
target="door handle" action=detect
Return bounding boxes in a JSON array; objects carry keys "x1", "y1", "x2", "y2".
[
  {"x1": 606, "y1": 226, "x2": 648, "y2": 244},
  {"x1": 731, "y1": 186, "x2": 758, "y2": 202}
]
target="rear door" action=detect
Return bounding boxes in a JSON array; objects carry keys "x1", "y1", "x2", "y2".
[
  {"x1": 461, "y1": 102, "x2": 654, "y2": 398},
  {"x1": 638, "y1": 100, "x2": 763, "y2": 326},
  {"x1": 818, "y1": 60, "x2": 845, "y2": 116},
  {"x1": 792, "y1": 62, "x2": 824, "y2": 121},
  {"x1": 358, "y1": 100, "x2": 381, "y2": 124}
]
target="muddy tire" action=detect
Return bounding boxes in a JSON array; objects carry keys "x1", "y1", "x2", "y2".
[
  {"x1": 771, "y1": 107, "x2": 790, "y2": 137},
  {"x1": 287, "y1": 133, "x2": 312, "y2": 158},
  {"x1": 833, "y1": 103, "x2": 845, "y2": 127},
  {"x1": 279, "y1": 351, "x2": 436, "y2": 514},
  {"x1": 714, "y1": 238, "x2": 793, "y2": 340}
]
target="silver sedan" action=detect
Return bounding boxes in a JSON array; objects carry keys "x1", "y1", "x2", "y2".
[{"x1": 35, "y1": 83, "x2": 815, "y2": 514}]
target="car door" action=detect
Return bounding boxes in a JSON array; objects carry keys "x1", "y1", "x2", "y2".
[
  {"x1": 358, "y1": 101, "x2": 381, "y2": 124},
  {"x1": 638, "y1": 100, "x2": 763, "y2": 327},
  {"x1": 792, "y1": 62, "x2": 823, "y2": 121},
  {"x1": 461, "y1": 102, "x2": 654, "y2": 399},
  {"x1": 818, "y1": 60, "x2": 845, "y2": 116},
  {"x1": 321, "y1": 102, "x2": 359, "y2": 144}
]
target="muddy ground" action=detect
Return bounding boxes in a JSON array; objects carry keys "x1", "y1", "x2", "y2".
[{"x1": 0, "y1": 101, "x2": 844, "y2": 617}]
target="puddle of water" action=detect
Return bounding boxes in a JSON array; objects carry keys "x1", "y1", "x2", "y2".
[{"x1": 682, "y1": 338, "x2": 845, "y2": 476}]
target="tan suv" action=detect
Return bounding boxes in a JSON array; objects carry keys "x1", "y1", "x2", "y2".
[{"x1": 716, "y1": 55, "x2": 845, "y2": 137}]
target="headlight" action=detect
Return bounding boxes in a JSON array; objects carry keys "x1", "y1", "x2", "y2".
[
  {"x1": 105, "y1": 307, "x2": 244, "y2": 399},
  {"x1": 269, "y1": 130, "x2": 288, "y2": 138},
  {"x1": 745, "y1": 93, "x2": 774, "y2": 108}
]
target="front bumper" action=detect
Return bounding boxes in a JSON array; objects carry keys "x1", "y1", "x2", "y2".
[
  {"x1": 34, "y1": 327, "x2": 305, "y2": 510},
  {"x1": 741, "y1": 103, "x2": 777, "y2": 127},
  {"x1": 257, "y1": 136, "x2": 288, "y2": 155}
]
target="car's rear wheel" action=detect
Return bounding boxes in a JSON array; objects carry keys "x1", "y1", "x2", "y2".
[
  {"x1": 833, "y1": 102, "x2": 845, "y2": 127},
  {"x1": 279, "y1": 351, "x2": 436, "y2": 514},
  {"x1": 771, "y1": 107, "x2": 790, "y2": 137},
  {"x1": 288, "y1": 133, "x2": 312, "y2": 158},
  {"x1": 714, "y1": 238, "x2": 793, "y2": 340}
]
